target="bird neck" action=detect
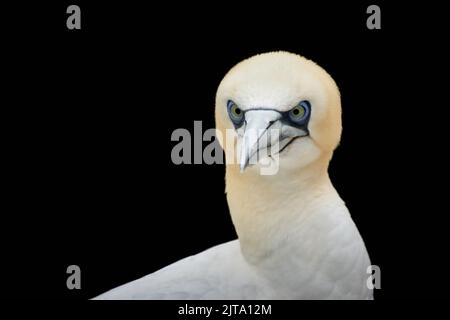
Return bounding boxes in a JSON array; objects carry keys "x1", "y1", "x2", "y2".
[{"x1": 225, "y1": 154, "x2": 341, "y2": 265}]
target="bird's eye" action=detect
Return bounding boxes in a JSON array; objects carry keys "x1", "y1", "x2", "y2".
[
  {"x1": 288, "y1": 101, "x2": 310, "y2": 123},
  {"x1": 227, "y1": 100, "x2": 244, "y2": 127}
]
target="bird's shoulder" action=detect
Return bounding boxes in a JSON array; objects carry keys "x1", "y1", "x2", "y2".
[{"x1": 93, "y1": 240, "x2": 261, "y2": 299}]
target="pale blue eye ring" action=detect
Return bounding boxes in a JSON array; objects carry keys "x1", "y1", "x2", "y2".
[
  {"x1": 227, "y1": 100, "x2": 245, "y2": 127},
  {"x1": 288, "y1": 101, "x2": 310, "y2": 124}
]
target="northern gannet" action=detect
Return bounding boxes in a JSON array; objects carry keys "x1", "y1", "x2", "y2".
[{"x1": 95, "y1": 51, "x2": 373, "y2": 300}]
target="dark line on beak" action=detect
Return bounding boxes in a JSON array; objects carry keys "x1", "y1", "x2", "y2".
[
  {"x1": 256, "y1": 120, "x2": 276, "y2": 145},
  {"x1": 278, "y1": 136, "x2": 299, "y2": 154},
  {"x1": 255, "y1": 120, "x2": 279, "y2": 160}
]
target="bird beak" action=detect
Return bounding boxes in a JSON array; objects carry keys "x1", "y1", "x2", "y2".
[{"x1": 238, "y1": 110, "x2": 282, "y2": 172}]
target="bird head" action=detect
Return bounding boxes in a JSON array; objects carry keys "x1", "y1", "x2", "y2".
[{"x1": 215, "y1": 51, "x2": 342, "y2": 176}]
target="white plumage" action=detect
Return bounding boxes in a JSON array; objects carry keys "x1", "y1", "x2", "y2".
[{"x1": 95, "y1": 51, "x2": 372, "y2": 300}]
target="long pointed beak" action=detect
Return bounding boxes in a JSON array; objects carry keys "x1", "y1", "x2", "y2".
[{"x1": 239, "y1": 110, "x2": 282, "y2": 172}]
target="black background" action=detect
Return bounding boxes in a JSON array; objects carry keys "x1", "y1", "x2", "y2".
[{"x1": 3, "y1": 0, "x2": 447, "y2": 304}]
